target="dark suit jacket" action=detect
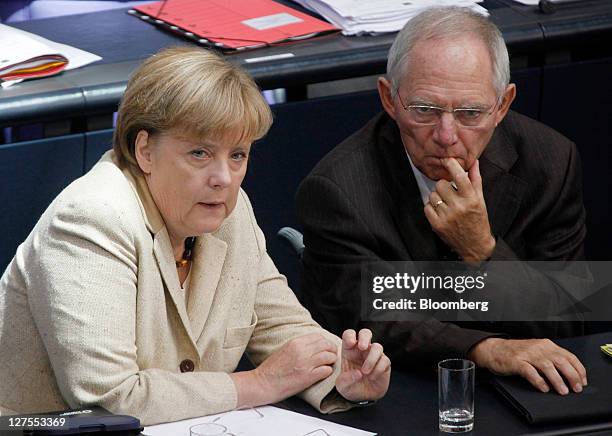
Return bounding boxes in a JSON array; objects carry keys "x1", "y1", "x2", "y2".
[{"x1": 296, "y1": 110, "x2": 586, "y2": 368}]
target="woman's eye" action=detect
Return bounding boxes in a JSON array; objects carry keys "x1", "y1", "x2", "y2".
[
  {"x1": 191, "y1": 149, "x2": 209, "y2": 159},
  {"x1": 231, "y1": 152, "x2": 248, "y2": 161}
]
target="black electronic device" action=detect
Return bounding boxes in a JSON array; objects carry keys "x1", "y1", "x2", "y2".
[{"x1": 0, "y1": 407, "x2": 143, "y2": 436}]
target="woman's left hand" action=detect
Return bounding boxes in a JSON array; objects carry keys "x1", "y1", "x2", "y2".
[{"x1": 335, "y1": 329, "x2": 391, "y2": 402}]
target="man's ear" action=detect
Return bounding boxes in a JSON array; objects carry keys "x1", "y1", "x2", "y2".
[
  {"x1": 494, "y1": 83, "x2": 516, "y2": 125},
  {"x1": 377, "y1": 77, "x2": 398, "y2": 121},
  {"x1": 134, "y1": 130, "x2": 153, "y2": 175}
]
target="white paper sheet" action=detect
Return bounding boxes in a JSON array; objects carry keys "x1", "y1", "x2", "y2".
[
  {"x1": 291, "y1": 0, "x2": 487, "y2": 35},
  {"x1": 0, "y1": 24, "x2": 101, "y2": 88},
  {"x1": 144, "y1": 406, "x2": 376, "y2": 436}
]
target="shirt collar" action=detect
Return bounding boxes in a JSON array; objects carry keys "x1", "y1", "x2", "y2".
[{"x1": 405, "y1": 149, "x2": 437, "y2": 206}]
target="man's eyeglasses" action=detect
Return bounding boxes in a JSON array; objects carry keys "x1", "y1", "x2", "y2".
[{"x1": 396, "y1": 91, "x2": 500, "y2": 128}]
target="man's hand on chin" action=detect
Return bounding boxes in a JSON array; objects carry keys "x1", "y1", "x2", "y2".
[
  {"x1": 468, "y1": 337, "x2": 588, "y2": 395},
  {"x1": 424, "y1": 157, "x2": 495, "y2": 262}
]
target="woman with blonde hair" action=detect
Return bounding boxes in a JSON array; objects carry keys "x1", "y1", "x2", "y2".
[{"x1": 0, "y1": 47, "x2": 390, "y2": 425}]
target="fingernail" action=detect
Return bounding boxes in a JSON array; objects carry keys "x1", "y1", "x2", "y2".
[
  {"x1": 541, "y1": 385, "x2": 549, "y2": 393},
  {"x1": 561, "y1": 386, "x2": 569, "y2": 395},
  {"x1": 574, "y1": 383, "x2": 583, "y2": 393},
  {"x1": 583, "y1": 377, "x2": 588, "y2": 386}
]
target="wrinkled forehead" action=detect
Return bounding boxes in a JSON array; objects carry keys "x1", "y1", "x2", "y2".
[{"x1": 401, "y1": 35, "x2": 497, "y2": 96}]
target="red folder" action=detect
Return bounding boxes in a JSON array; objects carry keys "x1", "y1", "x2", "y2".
[{"x1": 131, "y1": 0, "x2": 339, "y2": 51}]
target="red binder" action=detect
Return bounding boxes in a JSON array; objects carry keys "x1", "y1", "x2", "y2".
[{"x1": 131, "y1": 0, "x2": 339, "y2": 51}]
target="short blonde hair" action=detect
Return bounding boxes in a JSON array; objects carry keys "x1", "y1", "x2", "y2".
[{"x1": 113, "y1": 47, "x2": 273, "y2": 172}]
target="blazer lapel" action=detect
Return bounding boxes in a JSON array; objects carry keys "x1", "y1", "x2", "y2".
[
  {"x1": 480, "y1": 125, "x2": 527, "y2": 238},
  {"x1": 187, "y1": 234, "x2": 227, "y2": 344},
  {"x1": 120, "y1": 160, "x2": 201, "y2": 347},
  {"x1": 152, "y1": 228, "x2": 196, "y2": 346},
  {"x1": 377, "y1": 116, "x2": 438, "y2": 260}
]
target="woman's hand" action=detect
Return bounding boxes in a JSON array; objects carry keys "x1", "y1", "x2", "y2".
[
  {"x1": 232, "y1": 333, "x2": 338, "y2": 407},
  {"x1": 335, "y1": 329, "x2": 391, "y2": 402}
]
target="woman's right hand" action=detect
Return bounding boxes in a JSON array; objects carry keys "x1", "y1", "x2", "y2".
[{"x1": 230, "y1": 333, "x2": 338, "y2": 407}]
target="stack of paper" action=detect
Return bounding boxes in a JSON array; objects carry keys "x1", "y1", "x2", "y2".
[
  {"x1": 145, "y1": 405, "x2": 376, "y2": 436},
  {"x1": 0, "y1": 24, "x2": 102, "y2": 87},
  {"x1": 291, "y1": 0, "x2": 488, "y2": 35}
]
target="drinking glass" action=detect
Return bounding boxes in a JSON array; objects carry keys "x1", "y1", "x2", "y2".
[
  {"x1": 189, "y1": 423, "x2": 230, "y2": 436},
  {"x1": 438, "y1": 358, "x2": 475, "y2": 432}
]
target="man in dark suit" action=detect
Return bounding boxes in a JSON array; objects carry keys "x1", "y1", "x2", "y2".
[{"x1": 297, "y1": 7, "x2": 589, "y2": 396}]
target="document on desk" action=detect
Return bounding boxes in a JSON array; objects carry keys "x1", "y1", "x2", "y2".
[
  {"x1": 144, "y1": 405, "x2": 376, "y2": 436},
  {"x1": 131, "y1": 0, "x2": 339, "y2": 52},
  {"x1": 290, "y1": 0, "x2": 488, "y2": 35},
  {"x1": 0, "y1": 24, "x2": 101, "y2": 88}
]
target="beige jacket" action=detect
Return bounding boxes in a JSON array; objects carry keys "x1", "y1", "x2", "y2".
[{"x1": 0, "y1": 151, "x2": 349, "y2": 425}]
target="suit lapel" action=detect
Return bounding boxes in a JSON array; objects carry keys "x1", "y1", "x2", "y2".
[
  {"x1": 152, "y1": 228, "x2": 196, "y2": 346},
  {"x1": 187, "y1": 234, "x2": 227, "y2": 344},
  {"x1": 480, "y1": 123, "x2": 527, "y2": 239},
  {"x1": 377, "y1": 116, "x2": 438, "y2": 260}
]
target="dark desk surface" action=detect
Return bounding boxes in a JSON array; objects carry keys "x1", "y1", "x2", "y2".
[
  {"x1": 283, "y1": 332, "x2": 612, "y2": 436},
  {"x1": 1, "y1": 0, "x2": 612, "y2": 126}
]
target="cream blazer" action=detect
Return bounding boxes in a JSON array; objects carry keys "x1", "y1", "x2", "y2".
[{"x1": 0, "y1": 151, "x2": 349, "y2": 425}]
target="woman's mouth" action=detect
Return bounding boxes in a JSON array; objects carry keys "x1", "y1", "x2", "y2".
[{"x1": 199, "y1": 202, "x2": 223, "y2": 209}]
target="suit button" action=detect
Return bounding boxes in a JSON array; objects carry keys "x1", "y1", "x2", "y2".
[{"x1": 179, "y1": 359, "x2": 195, "y2": 373}]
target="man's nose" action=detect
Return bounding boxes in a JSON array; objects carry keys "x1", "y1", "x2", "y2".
[
  {"x1": 433, "y1": 112, "x2": 459, "y2": 147},
  {"x1": 209, "y1": 159, "x2": 232, "y2": 189}
]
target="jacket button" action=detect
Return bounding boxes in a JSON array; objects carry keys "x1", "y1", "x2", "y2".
[{"x1": 179, "y1": 359, "x2": 195, "y2": 373}]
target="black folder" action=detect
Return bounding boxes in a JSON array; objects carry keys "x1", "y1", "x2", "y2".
[
  {"x1": 492, "y1": 332, "x2": 612, "y2": 425},
  {"x1": 0, "y1": 407, "x2": 142, "y2": 435}
]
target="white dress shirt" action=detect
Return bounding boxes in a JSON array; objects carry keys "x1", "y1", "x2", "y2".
[{"x1": 405, "y1": 150, "x2": 437, "y2": 206}]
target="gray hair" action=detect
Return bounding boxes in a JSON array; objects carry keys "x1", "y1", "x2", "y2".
[{"x1": 387, "y1": 6, "x2": 510, "y2": 96}]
